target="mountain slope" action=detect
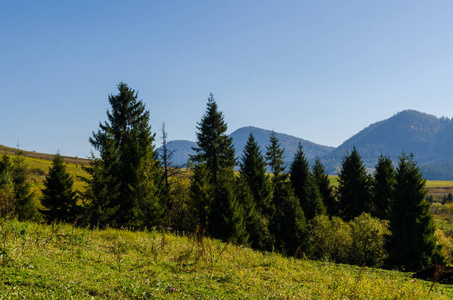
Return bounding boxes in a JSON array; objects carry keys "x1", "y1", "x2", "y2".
[
  {"x1": 321, "y1": 110, "x2": 453, "y2": 178},
  {"x1": 157, "y1": 127, "x2": 334, "y2": 168},
  {"x1": 230, "y1": 126, "x2": 334, "y2": 165}
]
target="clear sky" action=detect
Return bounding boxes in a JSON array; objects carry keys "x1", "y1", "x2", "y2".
[{"x1": 2, "y1": 1, "x2": 453, "y2": 158}]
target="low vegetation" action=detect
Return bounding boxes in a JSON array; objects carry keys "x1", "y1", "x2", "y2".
[{"x1": 0, "y1": 218, "x2": 452, "y2": 299}]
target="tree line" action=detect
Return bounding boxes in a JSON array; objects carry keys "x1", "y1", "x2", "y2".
[{"x1": 0, "y1": 83, "x2": 444, "y2": 272}]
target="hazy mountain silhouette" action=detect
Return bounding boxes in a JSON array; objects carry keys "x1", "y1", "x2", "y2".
[
  {"x1": 321, "y1": 110, "x2": 453, "y2": 179},
  {"x1": 158, "y1": 127, "x2": 334, "y2": 168}
]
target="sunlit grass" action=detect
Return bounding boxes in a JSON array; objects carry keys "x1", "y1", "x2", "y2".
[{"x1": 0, "y1": 218, "x2": 452, "y2": 299}]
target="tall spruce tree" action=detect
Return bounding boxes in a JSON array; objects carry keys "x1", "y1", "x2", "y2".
[
  {"x1": 312, "y1": 157, "x2": 336, "y2": 216},
  {"x1": 239, "y1": 134, "x2": 272, "y2": 217},
  {"x1": 11, "y1": 149, "x2": 36, "y2": 220},
  {"x1": 386, "y1": 152, "x2": 444, "y2": 271},
  {"x1": 84, "y1": 83, "x2": 164, "y2": 228},
  {"x1": 190, "y1": 94, "x2": 235, "y2": 186},
  {"x1": 239, "y1": 133, "x2": 272, "y2": 249},
  {"x1": 372, "y1": 155, "x2": 395, "y2": 220},
  {"x1": 290, "y1": 143, "x2": 326, "y2": 220},
  {"x1": 337, "y1": 147, "x2": 372, "y2": 221},
  {"x1": 266, "y1": 132, "x2": 307, "y2": 255},
  {"x1": 39, "y1": 153, "x2": 78, "y2": 223},
  {"x1": 190, "y1": 94, "x2": 246, "y2": 243}
]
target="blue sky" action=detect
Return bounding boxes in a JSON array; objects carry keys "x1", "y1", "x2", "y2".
[{"x1": 2, "y1": 1, "x2": 453, "y2": 157}]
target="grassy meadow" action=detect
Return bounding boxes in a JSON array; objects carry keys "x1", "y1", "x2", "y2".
[{"x1": 1, "y1": 218, "x2": 453, "y2": 299}]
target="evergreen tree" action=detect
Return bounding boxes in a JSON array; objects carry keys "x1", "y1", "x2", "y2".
[
  {"x1": 190, "y1": 93, "x2": 235, "y2": 187},
  {"x1": 84, "y1": 83, "x2": 164, "y2": 228},
  {"x1": 312, "y1": 157, "x2": 337, "y2": 216},
  {"x1": 39, "y1": 153, "x2": 78, "y2": 223},
  {"x1": 337, "y1": 147, "x2": 372, "y2": 221},
  {"x1": 0, "y1": 167, "x2": 15, "y2": 218},
  {"x1": 208, "y1": 172, "x2": 248, "y2": 244},
  {"x1": 386, "y1": 152, "x2": 444, "y2": 271},
  {"x1": 372, "y1": 155, "x2": 395, "y2": 219},
  {"x1": 239, "y1": 134, "x2": 272, "y2": 249},
  {"x1": 189, "y1": 162, "x2": 212, "y2": 232},
  {"x1": 189, "y1": 94, "x2": 245, "y2": 243},
  {"x1": 266, "y1": 133, "x2": 307, "y2": 255},
  {"x1": 290, "y1": 143, "x2": 326, "y2": 220},
  {"x1": 240, "y1": 134, "x2": 272, "y2": 216},
  {"x1": 11, "y1": 149, "x2": 35, "y2": 220}
]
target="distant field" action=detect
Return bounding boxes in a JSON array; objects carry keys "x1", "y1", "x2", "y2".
[
  {"x1": 0, "y1": 145, "x2": 89, "y2": 196},
  {"x1": 2, "y1": 144, "x2": 453, "y2": 200}
]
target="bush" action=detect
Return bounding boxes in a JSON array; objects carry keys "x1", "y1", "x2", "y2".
[
  {"x1": 307, "y1": 213, "x2": 389, "y2": 267},
  {"x1": 307, "y1": 215, "x2": 352, "y2": 263},
  {"x1": 349, "y1": 213, "x2": 389, "y2": 267}
]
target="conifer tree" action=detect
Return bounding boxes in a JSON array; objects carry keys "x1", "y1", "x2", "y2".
[
  {"x1": 386, "y1": 152, "x2": 444, "y2": 271},
  {"x1": 190, "y1": 93, "x2": 235, "y2": 186},
  {"x1": 337, "y1": 147, "x2": 372, "y2": 221},
  {"x1": 189, "y1": 162, "x2": 212, "y2": 232},
  {"x1": 312, "y1": 157, "x2": 337, "y2": 216},
  {"x1": 39, "y1": 153, "x2": 78, "y2": 223},
  {"x1": 372, "y1": 155, "x2": 395, "y2": 219},
  {"x1": 290, "y1": 143, "x2": 326, "y2": 220},
  {"x1": 239, "y1": 134, "x2": 272, "y2": 249},
  {"x1": 240, "y1": 134, "x2": 272, "y2": 215},
  {"x1": 84, "y1": 83, "x2": 164, "y2": 228},
  {"x1": 266, "y1": 133, "x2": 307, "y2": 255},
  {"x1": 190, "y1": 94, "x2": 245, "y2": 242},
  {"x1": 11, "y1": 149, "x2": 36, "y2": 220},
  {"x1": 0, "y1": 166, "x2": 14, "y2": 217},
  {"x1": 208, "y1": 172, "x2": 248, "y2": 244}
]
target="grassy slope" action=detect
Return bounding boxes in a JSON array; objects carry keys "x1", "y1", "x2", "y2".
[{"x1": 1, "y1": 219, "x2": 452, "y2": 299}]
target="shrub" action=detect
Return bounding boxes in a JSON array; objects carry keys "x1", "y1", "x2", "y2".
[
  {"x1": 307, "y1": 215, "x2": 352, "y2": 263},
  {"x1": 349, "y1": 213, "x2": 389, "y2": 267},
  {"x1": 307, "y1": 213, "x2": 389, "y2": 267}
]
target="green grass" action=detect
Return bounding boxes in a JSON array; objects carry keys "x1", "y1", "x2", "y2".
[{"x1": 0, "y1": 219, "x2": 452, "y2": 299}]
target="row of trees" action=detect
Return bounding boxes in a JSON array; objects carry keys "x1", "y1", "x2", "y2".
[{"x1": 0, "y1": 83, "x2": 443, "y2": 272}]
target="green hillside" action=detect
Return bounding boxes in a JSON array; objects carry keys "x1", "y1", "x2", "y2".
[{"x1": 0, "y1": 218, "x2": 452, "y2": 299}]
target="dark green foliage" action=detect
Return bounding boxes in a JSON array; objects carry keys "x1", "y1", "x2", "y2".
[
  {"x1": 0, "y1": 152, "x2": 37, "y2": 220},
  {"x1": 239, "y1": 134, "x2": 272, "y2": 216},
  {"x1": 191, "y1": 94, "x2": 236, "y2": 187},
  {"x1": 312, "y1": 157, "x2": 337, "y2": 216},
  {"x1": 84, "y1": 83, "x2": 164, "y2": 228},
  {"x1": 337, "y1": 147, "x2": 372, "y2": 221},
  {"x1": 190, "y1": 94, "x2": 245, "y2": 243},
  {"x1": 386, "y1": 152, "x2": 445, "y2": 271},
  {"x1": 266, "y1": 133, "x2": 307, "y2": 255},
  {"x1": 372, "y1": 155, "x2": 395, "y2": 219},
  {"x1": 266, "y1": 131, "x2": 286, "y2": 184},
  {"x1": 11, "y1": 150, "x2": 36, "y2": 220},
  {"x1": 235, "y1": 177, "x2": 271, "y2": 250},
  {"x1": 208, "y1": 173, "x2": 248, "y2": 244},
  {"x1": 0, "y1": 158, "x2": 15, "y2": 217},
  {"x1": 290, "y1": 143, "x2": 326, "y2": 220},
  {"x1": 442, "y1": 193, "x2": 453, "y2": 204},
  {"x1": 39, "y1": 153, "x2": 78, "y2": 223},
  {"x1": 189, "y1": 162, "x2": 212, "y2": 232},
  {"x1": 239, "y1": 134, "x2": 272, "y2": 249},
  {"x1": 82, "y1": 156, "x2": 119, "y2": 227}
]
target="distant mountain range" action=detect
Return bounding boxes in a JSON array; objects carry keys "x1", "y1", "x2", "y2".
[
  {"x1": 158, "y1": 127, "x2": 334, "y2": 168},
  {"x1": 321, "y1": 110, "x2": 453, "y2": 179},
  {"x1": 159, "y1": 110, "x2": 453, "y2": 180}
]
